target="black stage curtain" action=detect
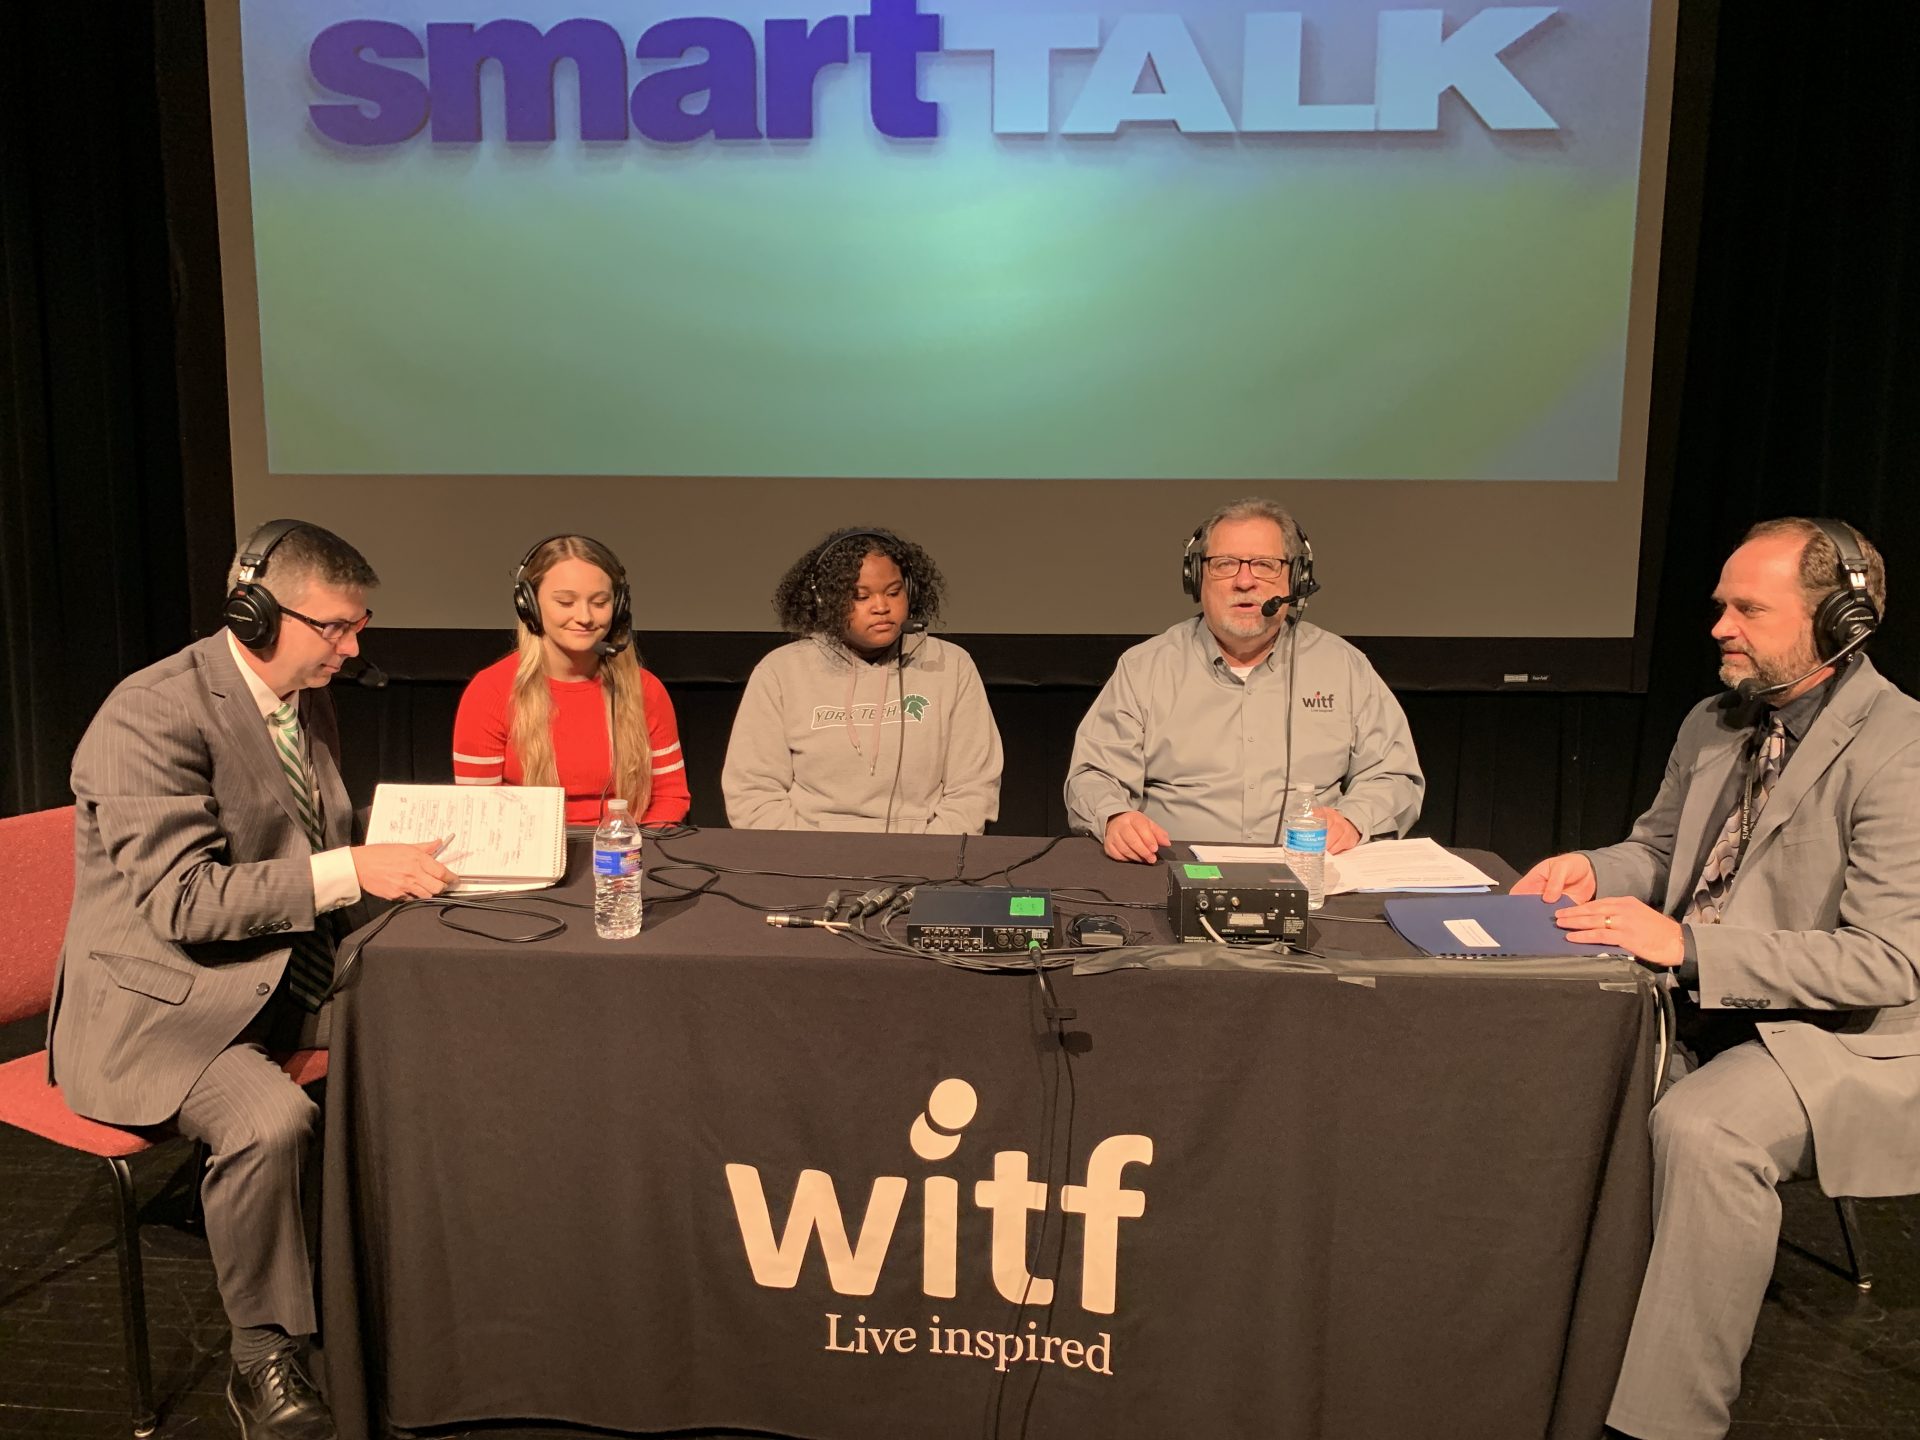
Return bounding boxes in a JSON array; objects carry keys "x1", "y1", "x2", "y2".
[
  {"x1": 5, "y1": 1, "x2": 1917, "y2": 867},
  {"x1": 1631, "y1": 0, "x2": 1920, "y2": 775},
  {"x1": 0, "y1": 5, "x2": 200, "y2": 814}
]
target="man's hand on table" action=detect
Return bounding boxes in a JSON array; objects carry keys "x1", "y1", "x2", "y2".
[
  {"x1": 1103, "y1": 811, "x2": 1172, "y2": 864},
  {"x1": 1512, "y1": 852, "x2": 1598, "y2": 904},
  {"x1": 1102, "y1": 809, "x2": 1355, "y2": 862},
  {"x1": 1515, "y1": 853, "x2": 1682, "y2": 966},
  {"x1": 1553, "y1": 898, "x2": 1685, "y2": 968},
  {"x1": 1320, "y1": 810, "x2": 1361, "y2": 855}
]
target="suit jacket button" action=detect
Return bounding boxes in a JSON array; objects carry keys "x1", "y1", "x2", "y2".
[{"x1": 256, "y1": 982, "x2": 272, "y2": 997}]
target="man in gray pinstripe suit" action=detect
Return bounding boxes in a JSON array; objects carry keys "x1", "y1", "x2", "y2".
[{"x1": 49, "y1": 522, "x2": 454, "y2": 1440}]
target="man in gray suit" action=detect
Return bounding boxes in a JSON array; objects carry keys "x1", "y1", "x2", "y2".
[
  {"x1": 49, "y1": 521, "x2": 454, "y2": 1440},
  {"x1": 1515, "y1": 518, "x2": 1920, "y2": 1440}
]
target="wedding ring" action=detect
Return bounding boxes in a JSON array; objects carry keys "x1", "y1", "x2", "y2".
[{"x1": 1604, "y1": 915, "x2": 1614, "y2": 928}]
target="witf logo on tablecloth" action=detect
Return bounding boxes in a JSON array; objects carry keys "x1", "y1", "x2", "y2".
[{"x1": 725, "y1": 1078, "x2": 1150, "y2": 1310}]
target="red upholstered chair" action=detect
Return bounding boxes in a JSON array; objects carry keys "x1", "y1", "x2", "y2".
[{"x1": 0, "y1": 805, "x2": 328, "y2": 1437}]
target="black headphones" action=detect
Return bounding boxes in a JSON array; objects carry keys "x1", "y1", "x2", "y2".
[
  {"x1": 512, "y1": 534, "x2": 632, "y2": 655},
  {"x1": 809, "y1": 529, "x2": 921, "y2": 631},
  {"x1": 1810, "y1": 518, "x2": 1880, "y2": 662},
  {"x1": 223, "y1": 518, "x2": 307, "y2": 652},
  {"x1": 1181, "y1": 517, "x2": 1319, "y2": 609}
]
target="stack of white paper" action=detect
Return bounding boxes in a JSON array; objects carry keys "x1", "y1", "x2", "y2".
[{"x1": 1187, "y1": 837, "x2": 1496, "y2": 895}]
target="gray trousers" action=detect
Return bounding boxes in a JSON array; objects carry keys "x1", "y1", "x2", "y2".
[
  {"x1": 170, "y1": 996, "x2": 327, "y2": 1337},
  {"x1": 1607, "y1": 1040, "x2": 1814, "y2": 1440}
]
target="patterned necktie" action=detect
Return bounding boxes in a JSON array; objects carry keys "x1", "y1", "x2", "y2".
[
  {"x1": 267, "y1": 702, "x2": 335, "y2": 1010},
  {"x1": 1684, "y1": 714, "x2": 1788, "y2": 926}
]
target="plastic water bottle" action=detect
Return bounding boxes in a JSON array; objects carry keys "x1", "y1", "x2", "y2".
[
  {"x1": 1282, "y1": 787, "x2": 1328, "y2": 911},
  {"x1": 592, "y1": 798, "x2": 643, "y2": 939}
]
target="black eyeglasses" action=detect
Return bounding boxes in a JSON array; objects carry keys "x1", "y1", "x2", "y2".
[
  {"x1": 282, "y1": 606, "x2": 373, "y2": 646},
  {"x1": 1202, "y1": 556, "x2": 1289, "y2": 581}
]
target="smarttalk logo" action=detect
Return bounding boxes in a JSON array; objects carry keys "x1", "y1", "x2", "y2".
[{"x1": 307, "y1": 4, "x2": 1564, "y2": 146}]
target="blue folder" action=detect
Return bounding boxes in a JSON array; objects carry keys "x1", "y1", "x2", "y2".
[{"x1": 1384, "y1": 894, "x2": 1630, "y2": 958}]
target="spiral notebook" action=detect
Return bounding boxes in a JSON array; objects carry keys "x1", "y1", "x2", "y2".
[
  {"x1": 364, "y1": 784, "x2": 567, "y2": 894},
  {"x1": 1384, "y1": 895, "x2": 1628, "y2": 958}
]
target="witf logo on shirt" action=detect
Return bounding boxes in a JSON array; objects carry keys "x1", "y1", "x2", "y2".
[{"x1": 1301, "y1": 691, "x2": 1338, "y2": 711}]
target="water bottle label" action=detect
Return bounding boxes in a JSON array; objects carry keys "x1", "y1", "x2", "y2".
[
  {"x1": 593, "y1": 847, "x2": 641, "y2": 878},
  {"x1": 1284, "y1": 826, "x2": 1327, "y2": 854}
]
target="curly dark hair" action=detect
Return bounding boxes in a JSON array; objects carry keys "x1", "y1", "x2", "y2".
[{"x1": 772, "y1": 527, "x2": 946, "y2": 638}]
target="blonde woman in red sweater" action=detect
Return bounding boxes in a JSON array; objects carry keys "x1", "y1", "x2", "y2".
[{"x1": 453, "y1": 534, "x2": 690, "y2": 826}]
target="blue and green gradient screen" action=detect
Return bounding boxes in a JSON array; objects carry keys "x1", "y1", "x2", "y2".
[{"x1": 236, "y1": 0, "x2": 1655, "y2": 484}]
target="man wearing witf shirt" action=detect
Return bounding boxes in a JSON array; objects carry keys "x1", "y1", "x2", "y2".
[
  {"x1": 49, "y1": 521, "x2": 452, "y2": 1440},
  {"x1": 1065, "y1": 498, "x2": 1423, "y2": 862}
]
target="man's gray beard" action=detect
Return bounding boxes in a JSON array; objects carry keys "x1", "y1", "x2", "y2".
[
  {"x1": 1721, "y1": 641, "x2": 1822, "y2": 692},
  {"x1": 1214, "y1": 607, "x2": 1277, "y2": 640}
]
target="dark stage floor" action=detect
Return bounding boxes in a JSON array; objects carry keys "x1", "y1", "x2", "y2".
[{"x1": 3, "y1": 1017, "x2": 1916, "y2": 1440}]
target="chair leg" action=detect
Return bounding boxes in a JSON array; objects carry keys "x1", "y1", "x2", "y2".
[
  {"x1": 1834, "y1": 1196, "x2": 1872, "y2": 1292},
  {"x1": 106, "y1": 1158, "x2": 158, "y2": 1437},
  {"x1": 184, "y1": 1141, "x2": 210, "y2": 1232}
]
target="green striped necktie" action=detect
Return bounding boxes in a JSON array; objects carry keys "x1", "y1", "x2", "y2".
[{"x1": 268, "y1": 701, "x2": 335, "y2": 1011}]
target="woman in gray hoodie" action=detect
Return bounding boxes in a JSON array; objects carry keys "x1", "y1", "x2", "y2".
[{"x1": 722, "y1": 528, "x2": 1003, "y2": 833}]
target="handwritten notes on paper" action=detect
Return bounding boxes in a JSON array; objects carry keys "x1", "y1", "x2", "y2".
[{"x1": 365, "y1": 785, "x2": 566, "y2": 891}]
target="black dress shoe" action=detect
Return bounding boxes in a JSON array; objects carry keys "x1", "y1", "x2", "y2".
[{"x1": 226, "y1": 1349, "x2": 337, "y2": 1440}]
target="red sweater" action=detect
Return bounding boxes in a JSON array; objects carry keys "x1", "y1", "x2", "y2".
[{"x1": 452, "y1": 655, "x2": 691, "y2": 826}]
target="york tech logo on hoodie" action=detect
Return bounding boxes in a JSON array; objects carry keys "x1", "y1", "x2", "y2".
[{"x1": 811, "y1": 694, "x2": 932, "y2": 729}]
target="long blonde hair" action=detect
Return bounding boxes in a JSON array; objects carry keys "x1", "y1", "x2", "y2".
[{"x1": 508, "y1": 536, "x2": 651, "y2": 816}]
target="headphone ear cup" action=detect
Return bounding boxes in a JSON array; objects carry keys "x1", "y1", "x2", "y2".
[
  {"x1": 608, "y1": 579, "x2": 633, "y2": 650},
  {"x1": 808, "y1": 549, "x2": 829, "y2": 618},
  {"x1": 1814, "y1": 589, "x2": 1878, "y2": 661},
  {"x1": 1807, "y1": 520, "x2": 1880, "y2": 662},
  {"x1": 1181, "y1": 526, "x2": 1205, "y2": 602},
  {"x1": 224, "y1": 519, "x2": 302, "y2": 652},
  {"x1": 903, "y1": 573, "x2": 931, "y2": 634},
  {"x1": 512, "y1": 577, "x2": 542, "y2": 635},
  {"x1": 1291, "y1": 554, "x2": 1319, "y2": 603},
  {"x1": 223, "y1": 584, "x2": 279, "y2": 652}
]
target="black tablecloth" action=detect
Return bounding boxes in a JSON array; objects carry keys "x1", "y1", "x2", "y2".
[{"x1": 320, "y1": 832, "x2": 1654, "y2": 1440}]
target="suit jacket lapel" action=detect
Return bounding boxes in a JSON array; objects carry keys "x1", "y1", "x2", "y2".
[
  {"x1": 199, "y1": 634, "x2": 308, "y2": 840},
  {"x1": 1745, "y1": 658, "x2": 1881, "y2": 859},
  {"x1": 1666, "y1": 724, "x2": 1749, "y2": 913}
]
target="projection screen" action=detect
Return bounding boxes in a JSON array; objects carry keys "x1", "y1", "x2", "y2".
[{"x1": 206, "y1": 0, "x2": 1682, "y2": 674}]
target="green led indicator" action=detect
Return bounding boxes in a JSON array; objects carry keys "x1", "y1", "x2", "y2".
[{"x1": 1008, "y1": 895, "x2": 1046, "y2": 917}]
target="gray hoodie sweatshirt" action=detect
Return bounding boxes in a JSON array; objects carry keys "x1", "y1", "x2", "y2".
[{"x1": 722, "y1": 634, "x2": 1003, "y2": 833}]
